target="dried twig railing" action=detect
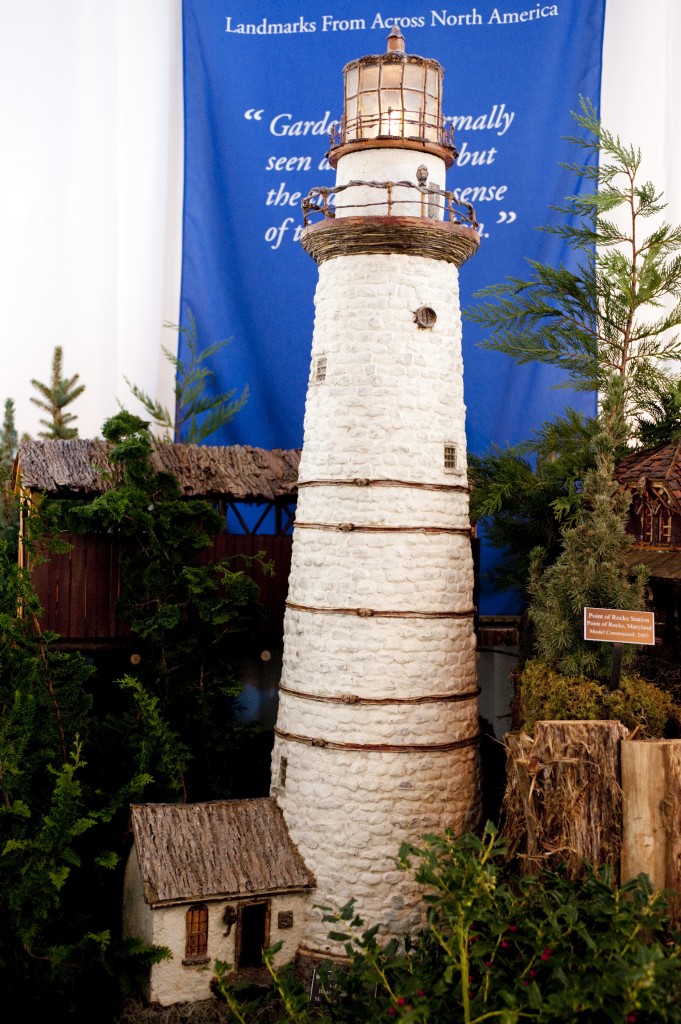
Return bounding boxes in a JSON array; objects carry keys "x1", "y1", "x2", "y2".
[
  {"x1": 328, "y1": 116, "x2": 456, "y2": 151},
  {"x1": 301, "y1": 179, "x2": 478, "y2": 229}
]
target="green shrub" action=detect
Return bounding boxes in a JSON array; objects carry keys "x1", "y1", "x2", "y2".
[
  {"x1": 213, "y1": 824, "x2": 681, "y2": 1023},
  {"x1": 519, "y1": 659, "x2": 680, "y2": 738}
]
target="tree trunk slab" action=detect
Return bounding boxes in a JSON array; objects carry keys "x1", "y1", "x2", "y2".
[
  {"x1": 502, "y1": 720, "x2": 628, "y2": 878},
  {"x1": 622, "y1": 738, "x2": 681, "y2": 922}
]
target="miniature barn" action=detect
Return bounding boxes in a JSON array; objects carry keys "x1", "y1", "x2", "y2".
[
  {"x1": 14, "y1": 438, "x2": 299, "y2": 650},
  {"x1": 122, "y1": 799, "x2": 315, "y2": 1005},
  {"x1": 616, "y1": 439, "x2": 681, "y2": 647}
]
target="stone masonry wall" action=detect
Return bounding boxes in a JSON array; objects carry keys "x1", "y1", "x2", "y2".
[
  {"x1": 272, "y1": 250, "x2": 480, "y2": 954},
  {"x1": 298, "y1": 254, "x2": 468, "y2": 481}
]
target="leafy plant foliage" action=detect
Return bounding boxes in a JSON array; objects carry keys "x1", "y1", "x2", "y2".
[
  {"x1": 60, "y1": 411, "x2": 268, "y2": 801},
  {"x1": 469, "y1": 409, "x2": 599, "y2": 595},
  {"x1": 519, "y1": 660, "x2": 680, "y2": 737},
  {"x1": 0, "y1": 537, "x2": 161, "y2": 1015},
  {"x1": 0, "y1": 411, "x2": 267, "y2": 1016},
  {"x1": 213, "y1": 824, "x2": 681, "y2": 1023}
]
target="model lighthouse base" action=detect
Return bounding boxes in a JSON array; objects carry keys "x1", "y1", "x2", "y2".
[{"x1": 272, "y1": 245, "x2": 481, "y2": 954}]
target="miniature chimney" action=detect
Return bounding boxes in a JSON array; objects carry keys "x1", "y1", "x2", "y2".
[{"x1": 271, "y1": 31, "x2": 481, "y2": 967}]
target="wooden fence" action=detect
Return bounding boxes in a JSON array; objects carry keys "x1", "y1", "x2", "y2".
[{"x1": 31, "y1": 531, "x2": 293, "y2": 646}]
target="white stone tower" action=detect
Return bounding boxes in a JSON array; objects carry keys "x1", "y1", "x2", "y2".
[{"x1": 271, "y1": 27, "x2": 481, "y2": 964}]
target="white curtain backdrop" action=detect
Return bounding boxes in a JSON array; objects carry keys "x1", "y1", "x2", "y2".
[
  {"x1": 0, "y1": 0, "x2": 678, "y2": 441},
  {"x1": 0, "y1": 0, "x2": 184, "y2": 440}
]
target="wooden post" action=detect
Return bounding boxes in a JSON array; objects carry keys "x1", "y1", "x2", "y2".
[
  {"x1": 502, "y1": 720, "x2": 628, "y2": 878},
  {"x1": 621, "y1": 739, "x2": 681, "y2": 922}
]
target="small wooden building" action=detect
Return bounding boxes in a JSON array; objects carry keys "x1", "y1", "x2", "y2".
[
  {"x1": 122, "y1": 798, "x2": 315, "y2": 1006},
  {"x1": 14, "y1": 439, "x2": 300, "y2": 648},
  {"x1": 617, "y1": 440, "x2": 681, "y2": 647}
]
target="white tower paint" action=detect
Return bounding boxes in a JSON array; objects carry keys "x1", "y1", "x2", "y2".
[{"x1": 271, "y1": 28, "x2": 481, "y2": 962}]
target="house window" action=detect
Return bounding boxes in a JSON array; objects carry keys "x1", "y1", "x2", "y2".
[
  {"x1": 640, "y1": 504, "x2": 653, "y2": 543},
  {"x1": 660, "y1": 509, "x2": 672, "y2": 542},
  {"x1": 637, "y1": 498, "x2": 672, "y2": 545},
  {"x1": 184, "y1": 904, "x2": 209, "y2": 963}
]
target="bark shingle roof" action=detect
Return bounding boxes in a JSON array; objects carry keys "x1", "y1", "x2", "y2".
[
  {"x1": 15, "y1": 439, "x2": 300, "y2": 502},
  {"x1": 130, "y1": 799, "x2": 314, "y2": 906}
]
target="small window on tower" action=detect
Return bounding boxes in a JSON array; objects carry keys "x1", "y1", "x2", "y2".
[
  {"x1": 444, "y1": 444, "x2": 458, "y2": 472},
  {"x1": 312, "y1": 355, "x2": 327, "y2": 382},
  {"x1": 279, "y1": 757, "x2": 288, "y2": 788},
  {"x1": 414, "y1": 306, "x2": 437, "y2": 328}
]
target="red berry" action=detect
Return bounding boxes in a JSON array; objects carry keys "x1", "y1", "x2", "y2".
[
  {"x1": 388, "y1": 1009, "x2": 396, "y2": 1017},
  {"x1": 417, "y1": 990, "x2": 425, "y2": 997},
  {"x1": 397, "y1": 997, "x2": 405, "y2": 1006},
  {"x1": 509, "y1": 924, "x2": 517, "y2": 932},
  {"x1": 541, "y1": 948, "x2": 552, "y2": 961},
  {"x1": 501, "y1": 940, "x2": 509, "y2": 949}
]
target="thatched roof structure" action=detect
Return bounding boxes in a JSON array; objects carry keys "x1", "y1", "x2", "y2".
[
  {"x1": 15, "y1": 439, "x2": 300, "y2": 502},
  {"x1": 130, "y1": 798, "x2": 315, "y2": 906},
  {"x1": 617, "y1": 440, "x2": 681, "y2": 509}
]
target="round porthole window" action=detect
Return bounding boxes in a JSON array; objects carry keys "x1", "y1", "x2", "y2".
[{"x1": 414, "y1": 306, "x2": 437, "y2": 328}]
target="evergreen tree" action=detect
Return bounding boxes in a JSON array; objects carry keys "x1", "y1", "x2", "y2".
[
  {"x1": 125, "y1": 311, "x2": 249, "y2": 443},
  {"x1": 468, "y1": 101, "x2": 681, "y2": 663},
  {"x1": 30, "y1": 345, "x2": 85, "y2": 439},
  {"x1": 469, "y1": 408, "x2": 599, "y2": 595},
  {"x1": 527, "y1": 385, "x2": 647, "y2": 682},
  {"x1": 468, "y1": 97, "x2": 681, "y2": 412},
  {"x1": 634, "y1": 378, "x2": 681, "y2": 447},
  {"x1": 0, "y1": 397, "x2": 19, "y2": 547}
]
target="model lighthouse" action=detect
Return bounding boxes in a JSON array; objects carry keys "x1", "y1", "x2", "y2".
[{"x1": 271, "y1": 28, "x2": 481, "y2": 962}]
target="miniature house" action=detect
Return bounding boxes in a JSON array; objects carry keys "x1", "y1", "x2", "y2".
[
  {"x1": 122, "y1": 799, "x2": 314, "y2": 1005},
  {"x1": 617, "y1": 439, "x2": 681, "y2": 647}
]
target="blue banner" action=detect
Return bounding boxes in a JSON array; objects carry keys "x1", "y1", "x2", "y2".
[{"x1": 180, "y1": 0, "x2": 605, "y2": 612}]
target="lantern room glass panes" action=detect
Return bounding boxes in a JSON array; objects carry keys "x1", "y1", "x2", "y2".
[{"x1": 343, "y1": 58, "x2": 442, "y2": 143}]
